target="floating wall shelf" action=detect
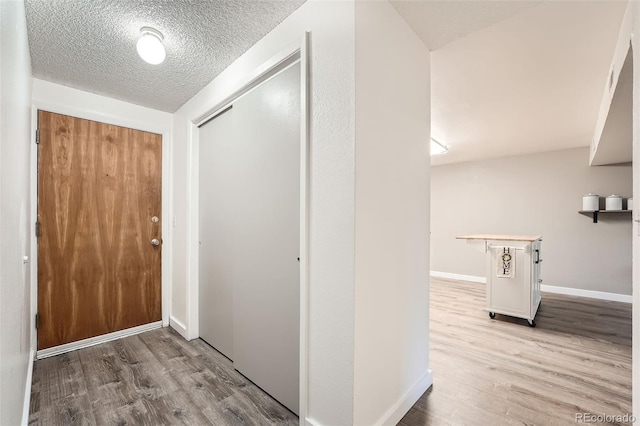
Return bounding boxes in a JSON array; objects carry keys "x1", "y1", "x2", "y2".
[{"x1": 578, "y1": 210, "x2": 632, "y2": 223}]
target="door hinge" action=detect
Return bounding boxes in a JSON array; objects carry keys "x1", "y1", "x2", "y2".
[
  {"x1": 35, "y1": 221, "x2": 40, "y2": 237},
  {"x1": 35, "y1": 129, "x2": 40, "y2": 145},
  {"x1": 35, "y1": 313, "x2": 39, "y2": 330}
]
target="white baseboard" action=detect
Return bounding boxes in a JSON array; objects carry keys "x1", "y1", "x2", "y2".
[
  {"x1": 430, "y1": 271, "x2": 632, "y2": 303},
  {"x1": 430, "y1": 270, "x2": 486, "y2": 283},
  {"x1": 378, "y1": 369, "x2": 433, "y2": 426},
  {"x1": 302, "y1": 371, "x2": 433, "y2": 426},
  {"x1": 169, "y1": 316, "x2": 189, "y2": 339},
  {"x1": 540, "y1": 285, "x2": 632, "y2": 303},
  {"x1": 21, "y1": 348, "x2": 35, "y2": 425},
  {"x1": 36, "y1": 321, "x2": 163, "y2": 359}
]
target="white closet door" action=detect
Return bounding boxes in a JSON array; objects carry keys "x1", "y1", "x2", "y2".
[
  {"x1": 199, "y1": 106, "x2": 236, "y2": 360},
  {"x1": 231, "y1": 63, "x2": 300, "y2": 414},
  {"x1": 198, "y1": 62, "x2": 300, "y2": 414}
]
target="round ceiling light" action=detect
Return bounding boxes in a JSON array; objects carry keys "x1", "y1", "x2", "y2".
[{"x1": 136, "y1": 27, "x2": 166, "y2": 65}]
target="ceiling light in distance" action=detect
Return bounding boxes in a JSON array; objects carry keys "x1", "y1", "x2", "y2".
[
  {"x1": 430, "y1": 138, "x2": 448, "y2": 155},
  {"x1": 137, "y1": 27, "x2": 166, "y2": 65}
]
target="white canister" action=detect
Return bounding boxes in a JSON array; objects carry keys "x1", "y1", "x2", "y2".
[
  {"x1": 582, "y1": 193, "x2": 599, "y2": 211},
  {"x1": 605, "y1": 194, "x2": 623, "y2": 211},
  {"x1": 628, "y1": 198, "x2": 633, "y2": 211}
]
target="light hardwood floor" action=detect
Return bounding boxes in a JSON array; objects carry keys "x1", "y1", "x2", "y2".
[
  {"x1": 29, "y1": 278, "x2": 632, "y2": 426},
  {"x1": 400, "y1": 278, "x2": 632, "y2": 426}
]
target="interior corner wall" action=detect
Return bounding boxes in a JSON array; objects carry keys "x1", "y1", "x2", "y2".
[
  {"x1": 0, "y1": 0, "x2": 33, "y2": 424},
  {"x1": 353, "y1": 2, "x2": 431, "y2": 425},
  {"x1": 171, "y1": 1, "x2": 356, "y2": 424},
  {"x1": 431, "y1": 147, "x2": 632, "y2": 296}
]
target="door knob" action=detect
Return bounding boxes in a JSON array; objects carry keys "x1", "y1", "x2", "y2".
[{"x1": 151, "y1": 238, "x2": 160, "y2": 246}]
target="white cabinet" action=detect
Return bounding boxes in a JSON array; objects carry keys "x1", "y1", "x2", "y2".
[{"x1": 458, "y1": 235, "x2": 542, "y2": 327}]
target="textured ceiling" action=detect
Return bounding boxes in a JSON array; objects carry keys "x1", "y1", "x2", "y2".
[
  {"x1": 427, "y1": 1, "x2": 627, "y2": 165},
  {"x1": 24, "y1": 0, "x2": 629, "y2": 166},
  {"x1": 24, "y1": 0, "x2": 306, "y2": 112}
]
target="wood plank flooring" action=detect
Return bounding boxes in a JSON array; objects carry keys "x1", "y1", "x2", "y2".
[
  {"x1": 29, "y1": 278, "x2": 632, "y2": 425},
  {"x1": 400, "y1": 278, "x2": 632, "y2": 426},
  {"x1": 28, "y1": 328, "x2": 297, "y2": 426}
]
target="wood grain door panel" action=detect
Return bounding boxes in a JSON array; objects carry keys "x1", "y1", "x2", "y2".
[{"x1": 37, "y1": 111, "x2": 162, "y2": 350}]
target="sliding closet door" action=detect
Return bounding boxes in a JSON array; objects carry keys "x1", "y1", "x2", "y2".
[
  {"x1": 199, "y1": 106, "x2": 236, "y2": 360},
  {"x1": 198, "y1": 62, "x2": 300, "y2": 414},
  {"x1": 232, "y1": 63, "x2": 300, "y2": 414}
]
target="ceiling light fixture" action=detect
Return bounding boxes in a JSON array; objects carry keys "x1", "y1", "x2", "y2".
[
  {"x1": 136, "y1": 27, "x2": 166, "y2": 65},
  {"x1": 430, "y1": 138, "x2": 448, "y2": 155}
]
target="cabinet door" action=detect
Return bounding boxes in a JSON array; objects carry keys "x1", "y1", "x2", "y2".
[
  {"x1": 487, "y1": 244, "x2": 531, "y2": 317},
  {"x1": 531, "y1": 240, "x2": 542, "y2": 315}
]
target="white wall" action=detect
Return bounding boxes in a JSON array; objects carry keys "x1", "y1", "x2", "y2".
[
  {"x1": 32, "y1": 79, "x2": 173, "y2": 135},
  {"x1": 0, "y1": 0, "x2": 33, "y2": 424},
  {"x1": 591, "y1": 3, "x2": 634, "y2": 166},
  {"x1": 631, "y1": 0, "x2": 640, "y2": 418},
  {"x1": 171, "y1": 1, "x2": 356, "y2": 424},
  {"x1": 586, "y1": 0, "x2": 638, "y2": 415},
  {"x1": 173, "y1": 1, "x2": 436, "y2": 424},
  {"x1": 353, "y1": 2, "x2": 431, "y2": 425},
  {"x1": 431, "y1": 147, "x2": 632, "y2": 296},
  {"x1": 587, "y1": 1, "x2": 637, "y2": 415}
]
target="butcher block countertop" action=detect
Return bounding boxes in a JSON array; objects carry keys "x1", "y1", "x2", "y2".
[{"x1": 456, "y1": 234, "x2": 542, "y2": 242}]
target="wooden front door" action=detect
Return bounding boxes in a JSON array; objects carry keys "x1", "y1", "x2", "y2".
[{"x1": 37, "y1": 111, "x2": 162, "y2": 350}]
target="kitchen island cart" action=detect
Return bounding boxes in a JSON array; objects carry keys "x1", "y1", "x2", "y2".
[{"x1": 456, "y1": 234, "x2": 542, "y2": 327}]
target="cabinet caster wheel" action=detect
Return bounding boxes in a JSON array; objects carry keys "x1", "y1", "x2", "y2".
[
  {"x1": 489, "y1": 312, "x2": 496, "y2": 319},
  {"x1": 528, "y1": 320, "x2": 536, "y2": 327}
]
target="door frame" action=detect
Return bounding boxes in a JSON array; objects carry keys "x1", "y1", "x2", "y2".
[
  {"x1": 29, "y1": 98, "x2": 172, "y2": 357},
  {"x1": 186, "y1": 33, "x2": 310, "y2": 420}
]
